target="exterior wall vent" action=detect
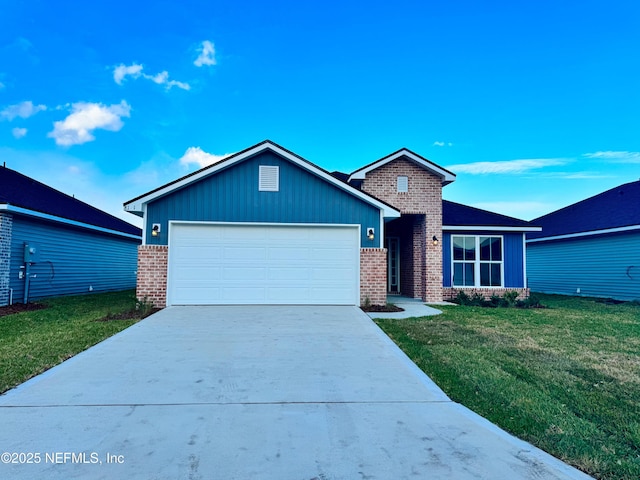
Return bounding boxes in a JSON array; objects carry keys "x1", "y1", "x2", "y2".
[
  {"x1": 259, "y1": 165, "x2": 279, "y2": 192},
  {"x1": 397, "y1": 175, "x2": 408, "y2": 193}
]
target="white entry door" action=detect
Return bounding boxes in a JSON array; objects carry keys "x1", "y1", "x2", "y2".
[{"x1": 167, "y1": 223, "x2": 360, "y2": 305}]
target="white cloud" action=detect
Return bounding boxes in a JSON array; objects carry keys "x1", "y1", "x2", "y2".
[
  {"x1": 113, "y1": 63, "x2": 190, "y2": 90},
  {"x1": 48, "y1": 100, "x2": 131, "y2": 146},
  {"x1": 0, "y1": 100, "x2": 47, "y2": 121},
  {"x1": 194, "y1": 40, "x2": 216, "y2": 67},
  {"x1": 584, "y1": 151, "x2": 640, "y2": 163},
  {"x1": 179, "y1": 146, "x2": 232, "y2": 168},
  {"x1": 11, "y1": 127, "x2": 27, "y2": 138},
  {"x1": 447, "y1": 158, "x2": 568, "y2": 174},
  {"x1": 433, "y1": 141, "x2": 453, "y2": 147},
  {"x1": 113, "y1": 63, "x2": 144, "y2": 85}
]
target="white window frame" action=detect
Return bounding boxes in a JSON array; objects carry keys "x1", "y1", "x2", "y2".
[{"x1": 451, "y1": 235, "x2": 504, "y2": 288}]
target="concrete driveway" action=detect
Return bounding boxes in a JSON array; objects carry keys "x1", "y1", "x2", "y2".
[{"x1": 0, "y1": 306, "x2": 591, "y2": 479}]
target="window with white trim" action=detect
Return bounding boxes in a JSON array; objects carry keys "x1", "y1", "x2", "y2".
[
  {"x1": 397, "y1": 175, "x2": 408, "y2": 193},
  {"x1": 259, "y1": 165, "x2": 279, "y2": 191},
  {"x1": 452, "y1": 235, "x2": 503, "y2": 287}
]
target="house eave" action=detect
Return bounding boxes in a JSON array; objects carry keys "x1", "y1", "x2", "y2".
[
  {"x1": 526, "y1": 224, "x2": 640, "y2": 243},
  {"x1": 0, "y1": 204, "x2": 142, "y2": 240},
  {"x1": 124, "y1": 141, "x2": 401, "y2": 219},
  {"x1": 348, "y1": 149, "x2": 457, "y2": 185},
  {"x1": 443, "y1": 225, "x2": 542, "y2": 232}
]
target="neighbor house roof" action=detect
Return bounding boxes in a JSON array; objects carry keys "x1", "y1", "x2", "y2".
[
  {"x1": 443, "y1": 200, "x2": 541, "y2": 232},
  {"x1": 528, "y1": 180, "x2": 640, "y2": 241},
  {"x1": 348, "y1": 148, "x2": 457, "y2": 185},
  {"x1": 124, "y1": 140, "x2": 401, "y2": 219},
  {"x1": 0, "y1": 166, "x2": 141, "y2": 238}
]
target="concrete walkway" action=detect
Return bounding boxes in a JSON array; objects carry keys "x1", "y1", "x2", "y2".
[
  {"x1": 0, "y1": 306, "x2": 591, "y2": 479},
  {"x1": 367, "y1": 296, "x2": 445, "y2": 319}
]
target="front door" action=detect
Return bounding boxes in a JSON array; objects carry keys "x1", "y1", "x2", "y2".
[{"x1": 385, "y1": 237, "x2": 400, "y2": 294}]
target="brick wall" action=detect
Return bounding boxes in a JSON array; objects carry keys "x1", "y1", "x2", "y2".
[
  {"x1": 0, "y1": 213, "x2": 12, "y2": 307},
  {"x1": 360, "y1": 248, "x2": 387, "y2": 306},
  {"x1": 360, "y1": 158, "x2": 442, "y2": 215},
  {"x1": 361, "y1": 157, "x2": 443, "y2": 302},
  {"x1": 137, "y1": 245, "x2": 168, "y2": 307},
  {"x1": 443, "y1": 287, "x2": 530, "y2": 301}
]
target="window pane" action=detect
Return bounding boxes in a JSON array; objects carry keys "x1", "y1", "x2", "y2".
[
  {"x1": 464, "y1": 263, "x2": 475, "y2": 286},
  {"x1": 464, "y1": 237, "x2": 476, "y2": 261},
  {"x1": 453, "y1": 263, "x2": 463, "y2": 286},
  {"x1": 480, "y1": 237, "x2": 491, "y2": 261},
  {"x1": 492, "y1": 238, "x2": 502, "y2": 261},
  {"x1": 480, "y1": 263, "x2": 490, "y2": 286},
  {"x1": 491, "y1": 264, "x2": 501, "y2": 286},
  {"x1": 453, "y1": 237, "x2": 465, "y2": 260}
]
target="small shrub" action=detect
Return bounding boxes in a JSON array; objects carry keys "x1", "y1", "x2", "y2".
[
  {"x1": 135, "y1": 296, "x2": 156, "y2": 318},
  {"x1": 363, "y1": 296, "x2": 372, "y2": 309},
  {"x1": 503, "y1": 290, "x2": 520, "y2": 307}
]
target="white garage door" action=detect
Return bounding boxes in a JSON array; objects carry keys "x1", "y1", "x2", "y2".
[{"x1": 167, "y1": 223, "x2": 360, "y2": 305}]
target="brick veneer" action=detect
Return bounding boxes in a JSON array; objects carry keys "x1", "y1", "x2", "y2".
[
  {"x1": 360, "y1": 157, "x2": 443, "y2": 302},
  {"x1": 0, "y1": 213, "x2": 12, "y2": 307},
  {"x1": 360, "y1": 248, "x2": 387, "y2": 306},
  {"x1": 137, "y1": 245, "x2": 168, "y2": 307},
  {"x1": 443, "y1": 287, "x2": 530, "y2": 301}
]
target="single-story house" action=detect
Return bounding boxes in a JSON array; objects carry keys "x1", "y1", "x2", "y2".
[
  {"x1": 527, "y1": 180, "x2": 640, "y2": 301},
  {"x1": 0, "y1": 166, "x2": 142, "y2": 306},
  {"x1": 124, "y1": 140, "x2": 539, "y2": 307}
]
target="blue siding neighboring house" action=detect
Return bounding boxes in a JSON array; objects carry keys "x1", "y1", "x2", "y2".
[
  {"x1": 527, "y1": 181, "x2": 640, "y2": 301},
  {"x1": 0, "y1": 166, "x2": 142, "y2": 305}
]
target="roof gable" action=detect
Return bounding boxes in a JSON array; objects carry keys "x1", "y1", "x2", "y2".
[
  {"x1": 443, "y1": 200, "x2": 540, "y2": 231},
  {"x1": 0, "y1": 166, "x2": 141, "y2": 237},
  {"x1": 348, "y1": 148, "x2": 456, "y2": 185},
  {"x1": 125, "y1": 140, "x2": 400, "y2": 219},
  {"x1": 528, "y1": 180, "x2": 640, "y2": 240}
]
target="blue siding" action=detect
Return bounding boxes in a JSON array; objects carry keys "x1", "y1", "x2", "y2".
[
  {"x1": 442, "y1": 231, "x2": 525, "y2": 288},
  {"x1": 8, "y1": 215, "x2": 139, "y2": 303},
  {"x1": 527, "y1": 232, "x2": 640, "y2": 301},
  {"x1": 146, "y1": 151, "x2": 381, "y2": 247}
]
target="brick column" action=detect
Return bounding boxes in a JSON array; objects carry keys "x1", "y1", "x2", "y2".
[
  {"x1": 137, "y1": 245, "x2": 168, "y2": 308},
  {"x1": 360, "y1": 248, "x2": 387, "y2": 306},
  {"x1": 0, "y1": 213, "x2": 12, "y2": 307}
]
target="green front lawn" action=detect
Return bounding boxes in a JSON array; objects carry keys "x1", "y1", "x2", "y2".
[
  {"x1": 375, "y1": 294, "x2": 640, "y2": 480},
  {"x1": 0, "y1": 290, "x2": 142, "y2": 394}
]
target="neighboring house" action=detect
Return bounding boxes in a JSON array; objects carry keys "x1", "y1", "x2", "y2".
[
  {"x1": 124, "y1": 140, "x2": 538, "y2": 307},
  {"x1": 527, "y1": 180, "x2": 640, "y2": 301},
  {"x1": 0, "y1": 166, "x2": 142, "y2": 306}
]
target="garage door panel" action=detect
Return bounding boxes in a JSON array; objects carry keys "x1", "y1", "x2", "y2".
[
  {"x1": 168, "y1": 224, "x2": 359, "y2": 305},
  {"x1": 224, "y1": 266, "x2": 267, "y2": 281}
]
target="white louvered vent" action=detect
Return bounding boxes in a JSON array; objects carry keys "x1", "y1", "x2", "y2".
[
  {"x1": 259, "y1": 165, "x2": 279, "y2": 192},
  {"x1": 397, "y1": 175, "x2": 408, "y2": 193}
]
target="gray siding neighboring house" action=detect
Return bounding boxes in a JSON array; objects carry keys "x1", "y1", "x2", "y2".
[
  {"x1": 526, "y1": 180, "x2": 640, "y2": 301},
  {"x1": 0, "y1": 166, "x2": 142, "y2": 306}
]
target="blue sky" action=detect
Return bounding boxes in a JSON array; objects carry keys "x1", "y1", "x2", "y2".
[{"x1": 1, "y1": 0, "x2": 639, "y2": 227}]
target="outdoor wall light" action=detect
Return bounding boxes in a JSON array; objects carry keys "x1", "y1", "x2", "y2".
[
  {"x1": 151, "y1": 224, "x2": 161, "y2": 237},
  {"x1": 367, "y1": 228, "x2": 375, "y2": 241},
  {"x1": 432, "y1": 235, "x2": 439, "y2": 246}
]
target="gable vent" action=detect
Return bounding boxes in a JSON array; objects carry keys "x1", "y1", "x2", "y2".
[
  {"x1": 259, "y1": 165, "x2": 279, "y2": 192},
  {"x1": 397, "y1": 175, "x2": 408, "y2": 193}
]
